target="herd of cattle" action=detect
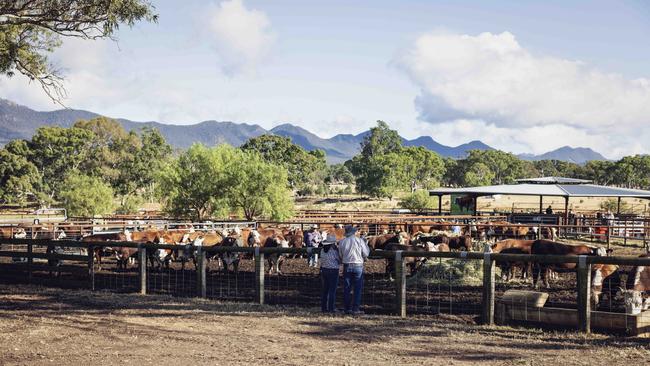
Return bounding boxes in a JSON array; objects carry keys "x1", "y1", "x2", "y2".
[{"x1": 0, "y1": 221, "x2": 648, "y2": 313}]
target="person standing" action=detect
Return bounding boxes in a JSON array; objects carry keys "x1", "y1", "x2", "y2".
[
  {"x1": 320, "y1": 233, "x2": 340, "y2": 313},
  {"x1": 338, "y1": 225, "x2": 369, "y2": 315},
  {"x1": 304, "y1": 225, "x2": 322, "y2": 267}
]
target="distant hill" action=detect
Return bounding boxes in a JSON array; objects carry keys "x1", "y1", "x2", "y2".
[
  {"x1": 518, "y1": 146, "x2": 606, "y2": 164},
  {"x1": 0, "y1": 98, "x2": 607, "y2": 163}
]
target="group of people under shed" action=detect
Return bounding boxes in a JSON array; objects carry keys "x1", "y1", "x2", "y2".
[{"x1": 304, "y1": 225, "x2": 369, "y2": 315}]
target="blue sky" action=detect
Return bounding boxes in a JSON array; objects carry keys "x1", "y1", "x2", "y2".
[{"x1": 2, "y1": 0, "x2": 650, "y2": 158}]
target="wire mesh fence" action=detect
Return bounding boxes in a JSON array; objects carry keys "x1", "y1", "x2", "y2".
[
  {"x1": 406, "y1": 257, "x2": 483, "y2": 316},
  {"x1": 3, "y1": 238, "x2": 650, "y2": 335}
]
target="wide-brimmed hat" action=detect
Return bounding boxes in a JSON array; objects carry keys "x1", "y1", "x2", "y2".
[
  {"x1": 344, "y1": 225, "x2": 357, "y2": 236},
  {"x1": 322, "y1": 233, "x2": 337, "y2": 244}
]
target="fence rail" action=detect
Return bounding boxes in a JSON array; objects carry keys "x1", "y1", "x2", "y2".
[{"x1": 2, "y1": 238, "x2": 650, "y2": 334}]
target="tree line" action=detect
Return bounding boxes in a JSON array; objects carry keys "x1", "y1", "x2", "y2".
[{"x1": 1, "y1": 118, "x2": 649, "y2": 220}]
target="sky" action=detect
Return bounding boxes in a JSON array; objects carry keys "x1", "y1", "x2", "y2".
[{"x1": 2, "y1": 0, "x2": 650, "y2": 158}]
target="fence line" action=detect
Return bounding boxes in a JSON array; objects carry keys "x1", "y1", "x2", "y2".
[{"x1": 2, "y1": 238, "x2": 650, "y2": 334}]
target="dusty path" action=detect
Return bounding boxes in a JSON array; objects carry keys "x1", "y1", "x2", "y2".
[{"x1": 0, "y1": 285, "x2": 648, "y2": 365}]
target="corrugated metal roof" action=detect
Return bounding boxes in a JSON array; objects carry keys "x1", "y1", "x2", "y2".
[
  {"x1": 429, "y1": 183, "x2": 650, "y2": 198},
  {"x1": 516, "y1": 177, "x2": 592, "y2": 184}
]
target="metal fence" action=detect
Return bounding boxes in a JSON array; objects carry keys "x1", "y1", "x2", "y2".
[{"x1": 2, "y1": 238, "x2": 650, "y2": 335}]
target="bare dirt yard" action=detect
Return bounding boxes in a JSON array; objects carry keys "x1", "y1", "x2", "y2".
[{"x1": 1, "y1": 285, "x2": 649, "y2": 365}]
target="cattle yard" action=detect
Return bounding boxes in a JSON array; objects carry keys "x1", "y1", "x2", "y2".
[{"x1": 1, "y1": 212, "x2": 650, "y2": 340}]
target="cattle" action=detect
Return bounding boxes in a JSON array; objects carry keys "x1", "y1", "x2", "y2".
[
  {"x1": 591, "y1": 263, "x2": 621, "y2": 309},
  {"x1": 217, "y1": 235, "x2": 242, "y2": 273},
  {"x1": 530, "y1": 240, "x2": 606, "y2": 289},
  {"x1": 81, "y1": 230, "x2": 133, "y2": 271},
  {"x1": 495, "y1": 247, "x2": 530, "y2": 282},
  {"x1": 367, "y1": 232, "x2": 409, "y2": 250},
  {"x1": 617, "y1": 255, "x2": 650, "y2": 314},
  {"x1": 447, "y1": 235, "x2": 472, "y2": 251},
  {"x1": 263, "y1": 234, "x2": 289, "y2": 275},
  {"x1": 491, "y1": 239, "x2": 534, "y2": 254},
  {"x1": 383, "y1": 243, "x2": 430, "y2": 279}
]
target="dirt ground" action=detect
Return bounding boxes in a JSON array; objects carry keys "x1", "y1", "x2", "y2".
[{"x1": 0, "y1": 285, "x2": 648, "y2": 366}]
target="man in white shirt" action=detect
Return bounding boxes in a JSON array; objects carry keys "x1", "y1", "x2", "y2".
[{"x1": 338, "y1": 225, "x2": 369, "y2": 315}]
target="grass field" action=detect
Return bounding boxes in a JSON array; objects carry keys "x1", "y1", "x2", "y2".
[{"x1": 1, "y1": 285, "x2": 648, "y2": 365}]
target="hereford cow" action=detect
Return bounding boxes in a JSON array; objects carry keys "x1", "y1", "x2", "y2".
[
  {"x1": 263, "y1": 234, "x2": 289, "y2": 275},
  {"x1": 218, "y1": 235, "x2": 242, "y2": 273},
  {"x1": 617, "y1": 255, "x2": 650, "y2": 314},
  {"x1": 530, "y1": 240, "x2": 606, "y2": 289},
  {"x1": 495, "y1": 247, "x2": 530, "y2": 281}
]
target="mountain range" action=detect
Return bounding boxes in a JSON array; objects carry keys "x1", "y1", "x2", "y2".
[{"x1": 0, "y1": 98, "x2": 606, "y2": 164}]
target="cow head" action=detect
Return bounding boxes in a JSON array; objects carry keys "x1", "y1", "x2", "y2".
[
  {"x1": 56, "y1": 229, "x2": 67, "y2": 240},
  {"x1": 193, "y1": 236, "x2": 205, "y2": 247},
  {"x1": 123, "y1": 229, "x2": 132, "y2": 242},
  {"x1": 621, "y1": 290, "x2": 645, "y2": 315},
  {"x1": 592, "y1": 247, "x2": 607, "y2": 257},
  {"x1": 230, "y1": 226, "x2": 242, "y2": 236},
  {"x1": 13, "y1": 228, "x2": 27, "y2": 239}
]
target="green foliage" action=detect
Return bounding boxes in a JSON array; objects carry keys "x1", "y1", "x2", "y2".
[
  {"x1": 116, "y1": 194, "x2": 144, "y2": 215},
  {"x1": 227, "y1": 150, "x2": 294, "y2": 220},
  {"x1": 241, "y1": 134, "x2": 327, "y2": 191},
  {"x1": 462, "y1": 150, "x2": 529, "y2": 185},
  {"x1": 398, "y1": 190, "x2": 435, "y2": 214},
  {"x1": 0, "y1": 141, "x2": 41, "y2": 206},
  {"x1": 158, "y1": 144, "x2": 294, "y2": 221},
  {"x1": 58, "y1": 171, "x2": 114, "y2": 217},
  {"x1": 157, "y1": 144, "x2": 234, "y2": 221},
  {"x1": 463, "y1": 162, "x2": 495, "y2": 186},
  {"x1": 0, "y1": 1, "x2": 157, "y2": 102},
  {"x1": 325, "y1": 164, "x2": 354, "y2": 184},
  {"x1": 360, "y1": 120, "x2": 402, "y2": 157},
  {"x1": 600, "y1": 198, "x2": 631, "y2": 213},
  {"x1": 28, "y1": 126, "x2": 95, "y2": 197}
]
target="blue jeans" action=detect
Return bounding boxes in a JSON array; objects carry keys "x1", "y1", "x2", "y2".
[
  {"x1": 320, "y1": 268, "x2": 339, "y2": 312},
  {"x1": 343, "y1": 264, "x2": 364, "y2": 312}
]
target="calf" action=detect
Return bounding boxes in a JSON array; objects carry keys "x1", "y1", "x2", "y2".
[{"x1": 367, "y1": 232, "x2": 409, "y2": 250}]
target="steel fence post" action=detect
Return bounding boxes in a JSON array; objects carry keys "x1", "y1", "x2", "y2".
[
  {"x1": 27, "y1": 241, "x2": 33, "y2": 282},
  {"x1": 482, "y1": 252, "x2": 495, "y2": 325},
  {"x1": 254, "y1": 247, "x2": 265, "y2": 305},
  {"x1": 138, "y1": 244, "x2": 147, "y2": 295},
  {"x1": 88, "y1": 245, "x2": 95, "y2": 291},
  {"x1": 197, "y1": 246, "x2": 206, "y2": 298},
  {"x1": 577, "y1": 255, "x2": 591, "y2": 333},
  {"x1": 395, "y1": 250, "x2": 406, "y2": 318}
]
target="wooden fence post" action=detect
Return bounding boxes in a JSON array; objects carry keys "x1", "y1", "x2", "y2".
[
  {"x1": 482, "y1": 252, "x2": 495, "y2": 325},
  {"x1": 87, "y1": 245, "x2": 95, "y2": 291},
  {"x1": 576, "y1": 255, "x2": 591, "y2": 333},
  {"x1": 27, "y1": 242, "x2": 33, "y2": 282},
  {"x1": 254, "y1": 247, "x2": 265, "y2": 305},
  {"x1": 138, "y1": 244, "x2": 147, "y2": 295},
  {"x1": 197, "y1": 247, "x2": 206, "y2": 298},
  {"x1": 395, "y1": 251, "x2": 406, "y2": 318}
]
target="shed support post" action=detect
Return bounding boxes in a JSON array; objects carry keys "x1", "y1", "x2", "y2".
[
  {"x1": 254, "y1": 248, "x2": 265, "y2": 305},
  {"x1": 577, "y1": 256, "x2": 591, "y2": 333},
  {"x1": 197, "y1": 247, "x2": 206, "y2": 298},
  {"x1": 437, "y1": 195, "x2": 442, "y2": 215},
  {"x1": 617, "y1": 197, "x2": 621, "y2": 215},
  {"x1": 482, "y1": 253, "x2": 495, "y2": 325},
  {"x1": 395, "y1": 251, "x2": 406, "y2": 318},
  {"x1": 88, "y1": 245, "x2": 95, "y2": 291},
  {"x1": 563, "y1": 196, "x2": 569, "y2": 238},
  {"x1": 539, "y1": 196, "x2": 543, "y2": 214},
  {"x1": 138, "y1": 244, "x2": 147, "y2": 295}
]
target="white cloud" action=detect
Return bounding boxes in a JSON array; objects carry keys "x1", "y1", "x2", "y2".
[
  {"x1": 394, "y1": 31, "x2": 650, "y2": 157},
  {"x1": 206, "y1": 0, "x2": 275, "y2": 76}
]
